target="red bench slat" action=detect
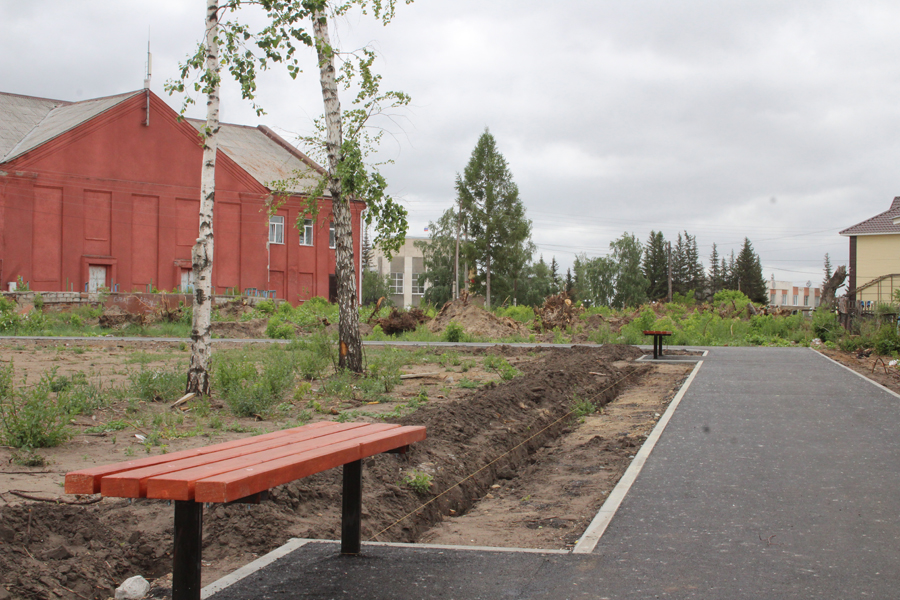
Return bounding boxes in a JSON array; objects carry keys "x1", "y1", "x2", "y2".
[
  {"x1": 194, "y1": 425, "x2": 427, "y2": 503},
  {"x1": 64, "y1": 421, "x2": 336, "y2": 495},
  {"x1": 143, "y1": 423, "x2": 400, "y2": 500},
  {"x1": 98, "y1": 422, "x2": 370, "y2": 498}
]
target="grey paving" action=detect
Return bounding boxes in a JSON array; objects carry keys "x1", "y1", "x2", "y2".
[{"x1": 208, "y1": 347, "x2": 900, "y2": 599}]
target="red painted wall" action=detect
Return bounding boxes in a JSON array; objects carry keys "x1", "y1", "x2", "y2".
[{"x1": 0, "y1": 92, "x2": 363, "y2": 304}]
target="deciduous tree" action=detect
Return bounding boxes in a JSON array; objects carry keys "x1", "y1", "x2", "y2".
[{"x1": 172, "y1": 0, "x2": 412, "y2": 373}]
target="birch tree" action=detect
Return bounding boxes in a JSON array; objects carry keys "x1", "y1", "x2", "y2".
[
  {"x1": 171, "y1": 0, "x2": 410, "y2": 374},
  {"x1": 173, "y1": 0, "x2": 221, "y2": 396}
]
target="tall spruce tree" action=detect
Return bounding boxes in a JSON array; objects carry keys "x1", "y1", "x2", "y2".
[
  {"x1": 683, "y1": 232, "x2": 705, "y2": 298},
  {"x1": 643, "y1": 231, "x2": 668, "y2": 300},
  {"x1": 708, "y1": 243, "x2": 722, "y2": 295},
  {"x1": 549, "y1": 256, "x2": 561, "y2": 294},
  {"x1": 457, "y1": 129, "x2": 533, "y2": 308},
  {"x1": 733, "y1": 238, "x2": 767, "y2": 302}
]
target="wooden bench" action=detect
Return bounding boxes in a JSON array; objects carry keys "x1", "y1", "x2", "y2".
[
  {"x1": 642, "y1": 330, "x2": 672, "y2": 359},
  {"x1": 65, "y1": 421, "x2": 426, "y2": 600}
]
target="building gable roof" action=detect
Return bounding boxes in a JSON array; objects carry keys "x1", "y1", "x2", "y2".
[
  {"x1": 840, "y1": 197, "x2": 900, "y2": 236},
  {"x1": 0, "y1": 91, "x2": 142, "y2": 162},
  {"x1": 0, "y1": 89, "x2": 327, "y2": 198},
  {"x1": 186, "y1": 119, "x2": 325, "y2": 196}
]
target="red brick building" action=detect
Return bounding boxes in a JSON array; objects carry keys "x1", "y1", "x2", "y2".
[{"x1": 0, "y1": 89, "x2": 362, "y2": 303}]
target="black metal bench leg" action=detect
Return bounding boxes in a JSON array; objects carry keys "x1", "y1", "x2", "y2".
[
  {"x1": 653, "y1": 335, "x2": 659, "y2": 359},
  {"x1": 342, "y1": 459, "x2": 363, "y2": 555},
  {"x1": 173, "y1": 500, "x2": 203, "y2": 600}
]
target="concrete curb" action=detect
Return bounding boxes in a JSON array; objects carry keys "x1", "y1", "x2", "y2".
[{"x1": 572, "y1": 357, "x2": 705, "y2": 553}]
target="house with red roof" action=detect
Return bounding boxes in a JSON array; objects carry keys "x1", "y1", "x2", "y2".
[
  {"x1": 840, "y1": 197, "x2": 900, "y2": 307},
  {"x1": 0, "y1": 88, "x2": 363, "y2": 303}
]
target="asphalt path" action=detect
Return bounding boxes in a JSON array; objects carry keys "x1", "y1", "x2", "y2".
[{"x1": 204, "y1": 346, "x2": 900, "y2": 599}]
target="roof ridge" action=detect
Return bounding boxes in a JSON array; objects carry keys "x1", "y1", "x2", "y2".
[
  {"x1": 840, "y1": 196, "x2": 900, "y2": 236},
  {"x1": 0, "y1": 90, "x2": 70, "y2": 105},
  {"x1": 2, "y1": 91, "x2": 143, "y2": 163}
]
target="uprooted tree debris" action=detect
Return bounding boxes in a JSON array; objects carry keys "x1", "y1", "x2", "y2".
[{"x1": 534, "y1": 292, "x2": 584, "y2": 332}]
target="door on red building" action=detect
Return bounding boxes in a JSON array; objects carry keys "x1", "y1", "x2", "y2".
[
  {"x1": 88, "y1": 266, "x2": 107, "y2": 292},
  {"x1": 328, "y1": 274, "x2": 337, "y2": 303}
]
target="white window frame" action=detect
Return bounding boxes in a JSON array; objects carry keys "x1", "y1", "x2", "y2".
[
  {"x1": 299, "y1": 218, "x2": 313, "y2": 246},
  {"x1": 269, "y1": 215, "x2": 284, "y2": 245},
  {"x1": 781, "y1": 293, "x2": 787, "y2": 305},
  {"x1": 793, "y1": 294, "x2": 798, "y2": 305},
  {"x1": 329, "y1": 221, "x2": 336, "y2": 249},
  {"x1": 803, "y1": 295, "x2": 809, "y2": 306},
  {"x1": 390, "y1": 272, "x2": 403, "y2": 294},
  {"x1": 411, "y1": 272, "x2": 425, "y2": 296}
]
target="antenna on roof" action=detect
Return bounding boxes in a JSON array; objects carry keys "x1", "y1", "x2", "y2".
[
  {"x1": 143, "y1": 34, "x2": 152, "y2": 126},
  {"x1": 144, "y1": 38, "x2": 152, "y2": 90}
]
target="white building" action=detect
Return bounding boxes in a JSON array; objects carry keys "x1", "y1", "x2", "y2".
[
  {"x1": 768, "y1": 276, "x2": 821, "y2": 312},
  {"x1": 371, "y1": 237, "x2": 429, "y2": 307}
]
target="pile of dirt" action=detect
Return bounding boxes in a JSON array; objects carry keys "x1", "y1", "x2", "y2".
[
  {"x1": 534, "y1": 292, "x2": 584, "y2": 332},
  {"x1": 428, "y1": 295, "x2": 529, "y2": 339},
  {"x1": 0, "y1": 501, "x2": 173, "y2": 600},
  {"x1": 210, "y1": 318, "x2": 268, "y2": 339},
  {"x1": 98, "y1": 305, "x2": 145, "y2": 329},
  {"x1": 215, "y1": 299, "x2": 254, "y2": 319}
]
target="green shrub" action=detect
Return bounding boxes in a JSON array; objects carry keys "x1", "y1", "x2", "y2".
[
  {"x1": 255, "y1": 299, "x2": 277, "y2": 315},
  {"x1": 874, "y1": 324, "x2": 900, "y2": 356},
  {"x1": 811, "y1": 309, "x2": 841, "y2": 342},
  {"x1": 443, "y1": 321, "x2": 465, "y2": 342},
  {"x1": 713, "y1": 290, "x2": 753, "y2": 307},
  {"x1": 266, "y1": 317, "x2": 295, "y2": 339},
  {"x1": 0, "y1": 366, "x2": 71, "y2": 449}
]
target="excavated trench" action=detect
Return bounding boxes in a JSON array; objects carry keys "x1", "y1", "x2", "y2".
[{"x1": 0, "y1": 345, "x2": 650, "y2": 599}]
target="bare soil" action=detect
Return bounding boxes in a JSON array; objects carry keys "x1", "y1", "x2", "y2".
[
  {"x1": 0, "y1": 339, "x2": 691, "y2": 600},
  {"x1": 816, "y1": 346, "x2": 900, "y2": 395}
]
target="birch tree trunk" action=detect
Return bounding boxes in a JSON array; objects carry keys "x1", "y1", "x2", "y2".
[
  {"x1": 186, "y1": 0, "x2": 220, "y2": 395},
  {"x1": 312, "y1": 7, "x2": 363, "y2": 373}
]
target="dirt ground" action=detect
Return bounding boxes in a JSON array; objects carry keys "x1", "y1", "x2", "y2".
[{"x1": 0, "y1": 339, "x2": 692, "y2": 600}]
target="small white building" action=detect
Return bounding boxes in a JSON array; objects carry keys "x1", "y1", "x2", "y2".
[
  {"x1": 768, "y1": 276, "x2": 821, "y2": 311},
  {"x1": 371, "y1": 237, "x2": 429, "y2": 307}
]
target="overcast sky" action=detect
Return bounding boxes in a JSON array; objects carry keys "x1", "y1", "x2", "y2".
[{"x1": 4, "y1": 0, "x2": 900, "y2": 286}]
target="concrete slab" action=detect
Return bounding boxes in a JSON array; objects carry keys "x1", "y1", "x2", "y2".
[{"x1": 206, "y1": 347, "x2": 900, "y2": 599}]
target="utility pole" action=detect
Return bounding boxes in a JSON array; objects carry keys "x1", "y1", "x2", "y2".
[
  {"x1": 667, "y1": 241, "x2": 673, "y2": 302},
  {"x1": 454, "y1": 203, "x2": 460, "y2": 299}
]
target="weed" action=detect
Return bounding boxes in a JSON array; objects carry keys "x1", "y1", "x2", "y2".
[
  {"x1": 458, "y1": 378, "x2": 480, "y2": 389},
  {"x1": 571, "y1": 393, "x2": 597, "y2": 420},
  {"x1": 11, "y1": 450, "x2": 47, "y2": 467},
  {"x1": 84, "y1": 420, "x2": 131, "y2": 434},
  {"x1": 0, "y1": 366, "x2": 72, "y2": 449},
  {"x1": 129, "y1": 364, "x2": 185, "y2": 402},
  {"x1": 400, "y1": 470, "x2": 433, "y2": 494},
  {"x1": 214, "y1": 347, "x2": 295, "y2": 418}
]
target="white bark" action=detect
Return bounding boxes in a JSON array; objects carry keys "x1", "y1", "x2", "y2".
[
  {"x1": 312, "y1": 8, "x2": 363, "y2": 372},
  {"x1": 186, "y1": 0, "x2": 220, "y2": 395}
]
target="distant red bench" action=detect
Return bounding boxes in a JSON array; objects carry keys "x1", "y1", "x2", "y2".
[
  {"x1": 65, "y1": 421, "x2": 426, "y2": 600},
  {"x1": 642, "y1": 330, "x2": 672, "y2": 359}
]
